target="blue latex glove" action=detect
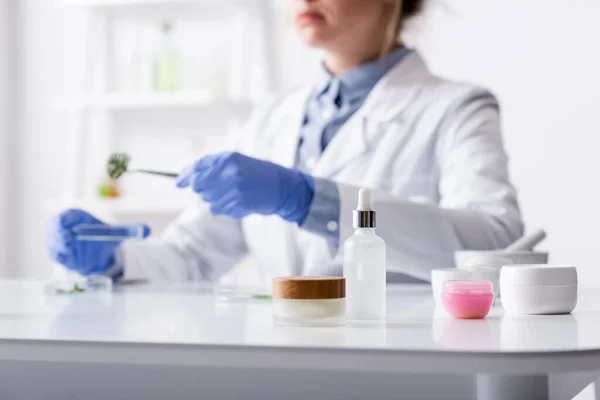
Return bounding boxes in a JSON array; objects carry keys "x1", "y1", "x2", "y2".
[
  {"x1": 176, "y1": 152, "x2": 315, "y2": 223},
  {"x1": 46, "y1": 209, "x2": 150, "y2": 276}
]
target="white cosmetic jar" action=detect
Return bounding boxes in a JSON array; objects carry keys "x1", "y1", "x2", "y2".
[
  {"x1": 500, "y1": 265, "x2": 578, "y2": 315},
  {"x1": 272, "y1": 277, "x2": 345, "y2": 327},
  {"x1": 431, "y1": 268, "x2": 499, "y2": 304}
]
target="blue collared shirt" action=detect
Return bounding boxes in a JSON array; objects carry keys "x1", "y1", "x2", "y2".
[{"x1": 298, "y1": 47, "x2": 411, "y2": 246}]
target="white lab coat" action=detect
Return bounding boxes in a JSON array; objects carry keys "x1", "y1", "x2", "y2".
[{"x1": 121, "y1": 52, "x2": 523, "y2": 283}]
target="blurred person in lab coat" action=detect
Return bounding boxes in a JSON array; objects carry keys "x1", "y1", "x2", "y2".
[{"x1": 47, "y1": 0, "x2": 523, "y2": 283}]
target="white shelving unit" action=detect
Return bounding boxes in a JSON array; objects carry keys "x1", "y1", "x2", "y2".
[
  {"x1": 60, "y1": 0, "x2": 252, "y2": 8},
  {"x1": 60, "y1": 92, "x2": 254, "y2": 111},
  {"x1": 46, "y1": 197, "x2": 193, "y2": 215},
  {"x1": 54, "y1": 0, "x2": 277, "y2": 217}
]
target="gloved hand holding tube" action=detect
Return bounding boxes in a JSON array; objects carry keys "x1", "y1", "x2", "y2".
[
  {"x1": 176, "y1": 152, "x2": 315, "y2": 224},
  {"x1": 46, "y1": 209, "x2": 150, "y2": 276}
]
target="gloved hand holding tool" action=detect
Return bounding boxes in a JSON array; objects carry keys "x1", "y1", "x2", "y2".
[{"x1": 108, "y1": 151, "x2": 316, "y2": 223}]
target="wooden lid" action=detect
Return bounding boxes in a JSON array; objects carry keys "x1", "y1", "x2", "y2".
[{"x1": 272, "y1": 276, "x2": 345, "y2": 300}]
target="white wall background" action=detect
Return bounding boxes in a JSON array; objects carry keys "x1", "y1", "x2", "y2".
[
  {"x1": 11, "y1": 0, "x2": 600, "y2": 291},
  {"x1": 0, "y1": 0, "x2": 16, "y2": 274},
  {"x1": 0, "y1": 0, "x2": 7, "y2": 272},
  {"x1": 15, "y1": 0, "x2": 68, "y2": 278}
]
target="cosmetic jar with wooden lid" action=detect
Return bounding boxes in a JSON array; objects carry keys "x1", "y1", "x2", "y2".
[{"x1": 272, "y1": 277, "x2": 345, "y2": 327}]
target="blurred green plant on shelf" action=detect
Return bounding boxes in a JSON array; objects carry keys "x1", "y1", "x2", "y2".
[{"x1": 98, "y1": 178, "x2": 121, "y2": 198}]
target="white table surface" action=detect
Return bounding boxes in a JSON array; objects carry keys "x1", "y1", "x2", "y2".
[
  {"x1": 0, "y1": 280, "x2": 599, "y2": 369},
  {"x1": 1, "y1": 280, "x2": 600, "y2": 400}
]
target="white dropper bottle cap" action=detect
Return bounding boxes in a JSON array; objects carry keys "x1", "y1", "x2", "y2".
[
  {"x1": 353, "y1": 188, "x2": 375, "y2": 228},
  {"x1": 357, "y1": 188, "x2": 372, "y2": 211}
]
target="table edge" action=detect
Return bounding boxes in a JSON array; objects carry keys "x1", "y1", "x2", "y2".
[{"x1": 2, "y1": 338, "x2": 600, "y2": 374}]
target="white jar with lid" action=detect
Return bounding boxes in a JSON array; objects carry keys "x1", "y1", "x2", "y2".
[
  {"x1": 500, "y1": 265, "x2": 577, "y2": 315},
  {"x1": 272, "y1": 277, "x2": 345, "y2": 327}
]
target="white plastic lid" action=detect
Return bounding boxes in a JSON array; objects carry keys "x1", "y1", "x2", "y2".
[
  {"x1": 500, "y1": 265, "x2": 577, "y2": 286},
  {"x1": 357, "y1": 188, "x2": 372, "y2": 211},
  {"x1": 442, "y1": 280, "x2": 494, "y2": 295},
  {"x1": 432, "y1": 267, "x2": 497, "y2": 280}
]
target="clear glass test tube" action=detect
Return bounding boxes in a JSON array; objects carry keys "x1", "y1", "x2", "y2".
[{"x1": 73, "y1": 224, "x2": 145, "y2": 242}]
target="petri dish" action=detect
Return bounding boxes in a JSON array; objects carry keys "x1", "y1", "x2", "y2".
[
  {"x1": 213, "y1": 286, "x2": 273, "y2": 303},
  {"x1": 73, "y1": 224, "x2": 145, "y2": 242},
  {"x1": 45, "y1": 274, "x2": 113, "y2": 295}
]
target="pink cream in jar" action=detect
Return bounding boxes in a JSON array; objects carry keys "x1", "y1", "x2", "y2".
[{"x1": 441, "y1": 281, "x2": 494, "y2": 319}]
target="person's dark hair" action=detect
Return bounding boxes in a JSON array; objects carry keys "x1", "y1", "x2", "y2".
[
  {"x1": 401, "y1": 0, "x2": 426, "y2": 21},
  {"x1": 383, "y1": 0, "x2": 425, "y2": 55}
]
